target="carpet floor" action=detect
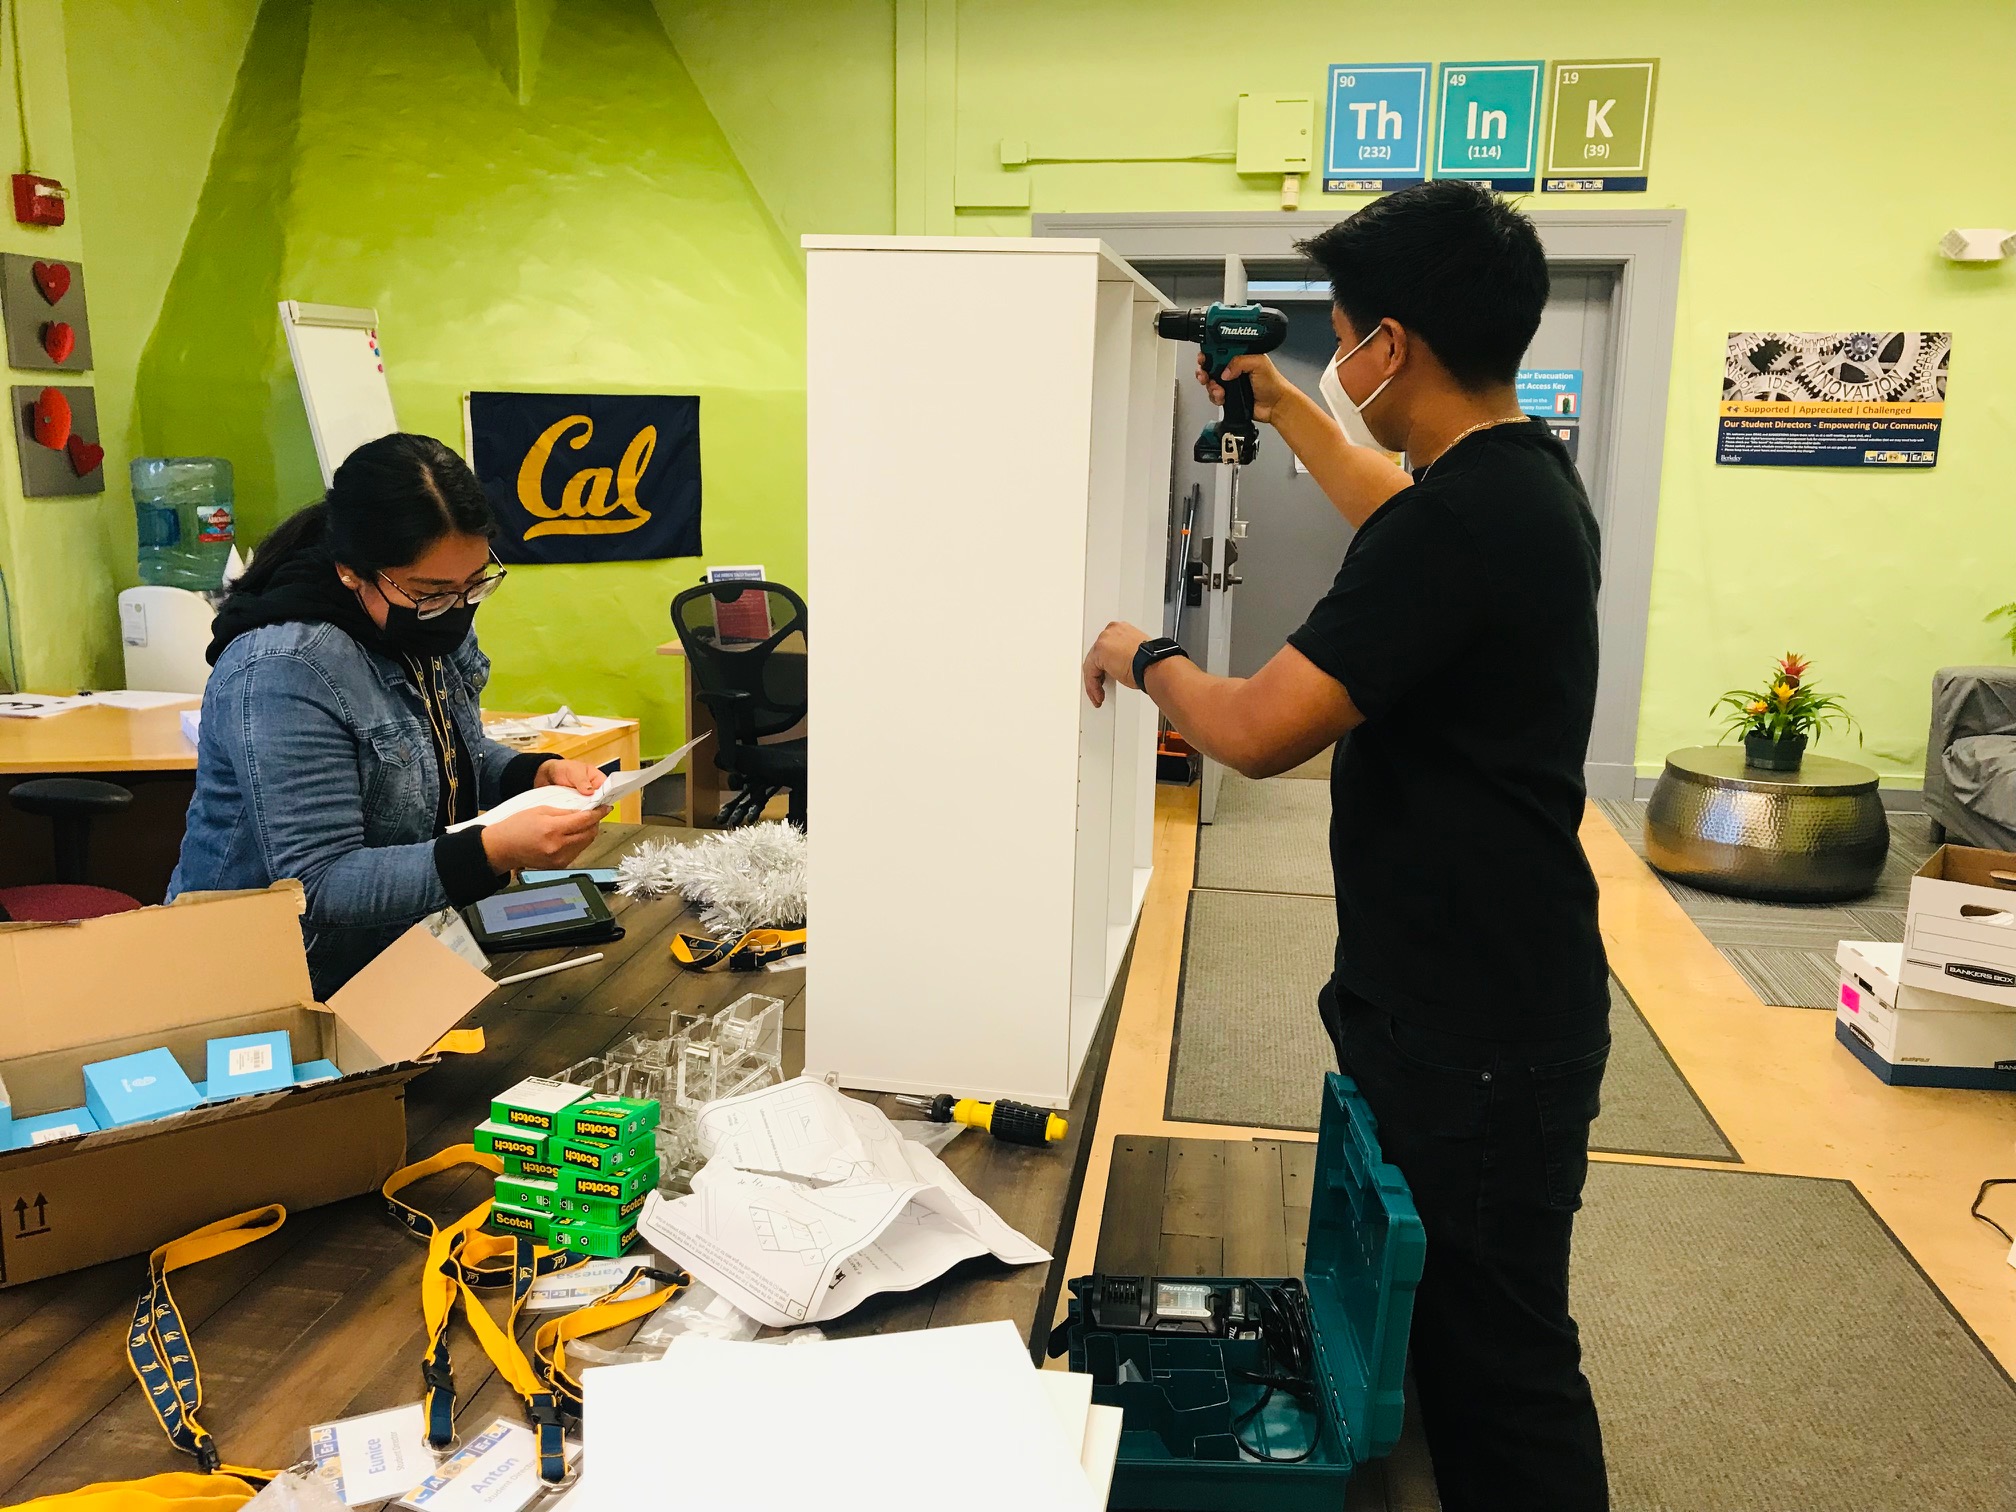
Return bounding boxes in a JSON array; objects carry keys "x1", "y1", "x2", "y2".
[
  {"x1": 1167, "y1": 888, "x2": 1737, "y2": 1160},
  {"x1": 1596, "y1": 798, "x2": 1937, "y2": 1009}
]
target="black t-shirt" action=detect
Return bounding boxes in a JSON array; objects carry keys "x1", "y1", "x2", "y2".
[{"x1": 1286, "y1": 418, "x2": 1609, "y2": 1038}]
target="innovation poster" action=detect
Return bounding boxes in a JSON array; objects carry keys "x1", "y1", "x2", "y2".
[{"x1": 1717, "y1": 331, "x2": 1950, "y2": 468}]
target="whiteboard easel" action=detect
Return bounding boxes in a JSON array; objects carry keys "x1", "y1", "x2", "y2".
[{"x1": 280, "y1": 301, "x2": 399, "y2": 486}]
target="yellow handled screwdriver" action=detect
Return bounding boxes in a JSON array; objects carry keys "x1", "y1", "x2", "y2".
[{"x1": 893, "y1": 1093, "x2": 1068, "y2": 1147}]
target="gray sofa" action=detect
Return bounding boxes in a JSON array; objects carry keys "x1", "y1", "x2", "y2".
[{"x1": 1924, "y1": 666, "x2": 2016, "y2": 848}]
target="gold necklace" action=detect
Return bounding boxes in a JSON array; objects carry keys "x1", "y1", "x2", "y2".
[
  {"x1": 1422, "y1": 414, "x2": 1528, "y2": 475},
  {"x1": 404, "y1": 653, "x2": 460, "y2": 821}
]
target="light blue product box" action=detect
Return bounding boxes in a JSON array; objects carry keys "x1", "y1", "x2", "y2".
[
  {"x1": 0, "y1": 1070, "x2": 11, "y2": 1140},
  {"x1": 82, "y1": 1047, "x2": 202, "y2": 1128},
  {"x1": 205, "y1": 1030, "x2": 294, "y2": 1098},
  {"x1": 10, "y1": 1106, "x2": 99, "y2": 1148},
  {"x1": 293, "y1": 1059, "x2": 343, "y2": 1087}
]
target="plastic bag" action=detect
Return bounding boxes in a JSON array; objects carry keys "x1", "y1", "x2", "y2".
[{"x1": 242, "y1": 1472, "x2": 348, "y2": 1512}]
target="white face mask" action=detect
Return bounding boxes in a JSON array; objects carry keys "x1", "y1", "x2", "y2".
[{"x1": 1319, "y1": 324, "x2": 1394, "y2": 448}]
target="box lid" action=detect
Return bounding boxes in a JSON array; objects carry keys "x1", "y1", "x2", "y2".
[
  {"x1": 326, "y1": 918, "x2": 496, "y2": 1067},
  {"x1": 0, "y1": 884, "x2": 316, "y2": 1060},
  {"x1": 1303, "y1": 1072, "x2": 1426, "y2": 1464}
]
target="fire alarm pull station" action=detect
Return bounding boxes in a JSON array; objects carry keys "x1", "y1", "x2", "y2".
[{"x1": 12, "y1": 174, "x2": 66, "y2": 227}]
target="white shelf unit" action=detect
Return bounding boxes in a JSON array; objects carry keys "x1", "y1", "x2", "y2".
[{"x1": 804, "y1": 236, "x2": 1176, "y2": 1108}]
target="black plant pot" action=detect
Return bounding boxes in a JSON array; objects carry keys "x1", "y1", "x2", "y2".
[{"x1": 1743, "y1": 730, "x2": 1807, "y2": 771}]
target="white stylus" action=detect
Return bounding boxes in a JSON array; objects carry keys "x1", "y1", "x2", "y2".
[{"x1": 493, "y1": 952, "x2": 605, "y2": 987}]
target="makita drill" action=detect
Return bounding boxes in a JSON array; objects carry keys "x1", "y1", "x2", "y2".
[{"x1": 1155, "y1": 303, "x2": 1289, "y2": 464}]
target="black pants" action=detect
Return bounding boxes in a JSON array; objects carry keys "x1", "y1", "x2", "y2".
[{"x1": 1318, "y1": 979, "x2": 1611, "y2": 1512}]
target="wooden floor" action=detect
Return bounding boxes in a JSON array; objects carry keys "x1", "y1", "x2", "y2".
[
  {"x1": 1051, "y1": 777, "x2": 2016, "y2": 1508},
  {"x1": 0, "y1": 823, "x2": 1107, "y2": 1496}
]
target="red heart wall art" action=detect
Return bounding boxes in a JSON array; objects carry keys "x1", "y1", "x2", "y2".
[
  {"x1": 30, "y1": 261, "x2": 68, "y2": 304},
  {"x1": 66, "y1": 433, "x2": 102, "y2": 477},
  {"x1": 40, "y1": 321, "x2": 72, "y2": 364},
  {"x1": 30, "y1": 385, "x2": 69, "y2": 450}
]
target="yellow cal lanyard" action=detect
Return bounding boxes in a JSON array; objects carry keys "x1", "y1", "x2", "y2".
[{"x1": 383, "y1": 1146, "x2": 686, "y2": 1483}]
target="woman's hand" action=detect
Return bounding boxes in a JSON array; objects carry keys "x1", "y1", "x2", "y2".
[
  {"x1": 480, "y1": 803, "x2": 609, "y2": 874},
  {"x1": 1197, "y1": 352, "x2": 1292, "y2": 422},
  {"x1": 533, "y1": 758, "x2": 606, "y2": 797}
]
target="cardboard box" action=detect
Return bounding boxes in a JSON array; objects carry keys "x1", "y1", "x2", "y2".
[
  {"x1": 0, "y1": 883, "x2": 493, "y2": 1286},
  {"x1": 1835, "y1": 940, "x2": 2016, "y2": 1090},
  {"x1": 1901, "y1": 846, "x2": 2016, "y2": 1007}
]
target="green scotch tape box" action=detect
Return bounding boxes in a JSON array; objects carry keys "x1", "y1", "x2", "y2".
[
  {"x1": 489, "y1": 1201, "x2": 549, "y2": 1243},
  {"x1": 490, "y1": 1076, "x2": 590, "y2": 1135},
  {"x1": 473, "y1": 1119, "x2": 547, "y2": 1163},
  {"x1": 554, "y1": 1129, "x2": 655, "y2": 1178},
  {"x1": 496, "y1": 1175, "x2": 558, "y2": 1213},
  {"x1": 559, "y1": 1158, "x2": 660, "y2": 1209},
  {"x1": 556, "y1": 1181, "x2": 653, "y2": 1227},
  {"x1": 548, "y1": 1215, "x2": 640, "y2": 1258},
  {"x1": 503, "y1": 1153, "x2": 562, "y2": 1180},
  {"x1": 554, "y1": 1096, "x2": 660, "y2": 1147}
]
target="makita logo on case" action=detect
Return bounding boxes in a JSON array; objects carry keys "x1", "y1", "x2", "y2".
[{"x1": 1944, "y1": 962, "x2": 2016, "y2": 988}]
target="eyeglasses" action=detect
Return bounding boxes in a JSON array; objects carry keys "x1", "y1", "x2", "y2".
[{"x1": 376, "y1": 552, "x2": 509, "y2": 620}]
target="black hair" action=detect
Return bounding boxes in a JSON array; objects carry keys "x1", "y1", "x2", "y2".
[
  {"x1": 233, "y1": 432, "x2": 494, "y2": 596},
  {"x1": 1295, "y1": 180, "x2": 1548, "y2": 390}
]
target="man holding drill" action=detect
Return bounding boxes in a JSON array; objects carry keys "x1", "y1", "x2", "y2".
[{"x1": 1082, "y1": 181, "x2": 1610, "y2": 1511}]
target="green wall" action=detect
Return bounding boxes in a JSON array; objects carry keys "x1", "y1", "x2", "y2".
[
  {"x1": 33, "y1": 0, "x2": 2016, "y2": 780},
  {"x1": 132, "y1": 0, "x2": 807, "y2": 750}
]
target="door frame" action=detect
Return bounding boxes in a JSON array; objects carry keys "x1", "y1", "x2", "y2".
[{"x1": 1032, "y1": 209, "x2": 1686, "y2": 800}]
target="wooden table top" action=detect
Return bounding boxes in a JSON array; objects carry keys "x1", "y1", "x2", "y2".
[
  {"x1": 0, "y1": 703, "x2": 635, "y2": 777},
  {"x1": 0, "y1": 697, "x2": 202, "y2": 774},
  {"x1": 0, "y1": 823, "x2": 1108, "y2": 1495}
]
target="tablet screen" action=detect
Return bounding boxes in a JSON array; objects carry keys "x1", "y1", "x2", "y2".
[{"x1": 473, "y1": 882, "x2": 595, "y2": 935}]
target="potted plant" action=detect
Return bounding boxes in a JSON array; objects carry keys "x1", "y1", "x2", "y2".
[{"x1": 1711, "y1": 652, "x2": 1858, "y2": 772}]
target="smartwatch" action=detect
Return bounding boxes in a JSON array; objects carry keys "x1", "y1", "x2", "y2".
[{"x1": 1132, "y1": 636, "x2": 1191, "y2": 689}]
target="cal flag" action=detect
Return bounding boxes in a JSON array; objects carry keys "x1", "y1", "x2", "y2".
[{"x1": 468, "y1": 391, "x2": 701, "y2": 564}]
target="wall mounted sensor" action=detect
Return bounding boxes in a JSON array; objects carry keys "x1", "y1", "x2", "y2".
[{"x1": 1938, "y1": 228, "x2": 2016, "y2": 263}]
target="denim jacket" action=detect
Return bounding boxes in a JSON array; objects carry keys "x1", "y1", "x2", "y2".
[{"x1": 168, "y1": 621, "x2": 527, "y2": 998}]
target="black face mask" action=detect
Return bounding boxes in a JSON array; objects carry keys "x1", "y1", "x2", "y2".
[{"x1": 380, "y1": 601, "x2": 477, "y2": 659}]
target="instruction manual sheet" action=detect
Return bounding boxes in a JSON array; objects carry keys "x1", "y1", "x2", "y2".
[{"x1": 636, "y1": 1077, "x2": 1048, "y2": 1327}]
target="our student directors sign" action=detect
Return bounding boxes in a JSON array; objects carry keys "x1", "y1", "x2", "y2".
[
  {"x1": 468, "y1": 391, "x2": 703, "y2": 562},
  {"x1": 1717, "y1": 332, "x2": 1950, "y2": 468}
]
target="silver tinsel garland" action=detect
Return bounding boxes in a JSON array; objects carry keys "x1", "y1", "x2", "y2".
[{"x1": 615, "y1": 821, "x2": 807, "y2": 937}]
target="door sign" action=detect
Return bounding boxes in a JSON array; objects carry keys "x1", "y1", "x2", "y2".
[
  {"x1": 1323, "y1": 64, "x2": 1430, "y2": 193},
  {"x1": 1543, "y1": 59, "x2": 1658, "y2": 192},
  {"x1": 1517, "y1": 370, "x2": 1583, "y2": 418},
  {"x1": 1434, "y1": 62, "x2": 1544, "y2": 191}
]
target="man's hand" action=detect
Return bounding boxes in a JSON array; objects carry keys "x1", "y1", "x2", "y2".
[
  {"x1": 1197, "y1": 352, "x2": 1292, "y2": 422},
  {"x1": 1082, "y1": 620, "x2": 1151, "y2": 708},
  {"x1": 533, "y1": 758, "x2": 607, "y2": 797}
]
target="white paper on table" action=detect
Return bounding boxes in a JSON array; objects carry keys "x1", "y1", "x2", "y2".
[
  {"x1": 483, "y1": 709, "x2": 631, "y2": 740},
  {"x1": 578, "y1": 1321, "x2": 1098, "y2": 1512},
  {"x1": 400, "y1": 1418, "x2": 577, "y2": 1512},
  {"x1": 78, "y1": 689, "x2": 195, "y2": 710},
  {"x1": 635, "y1": 1076, "x2": 1048, "y2": 1328},
  {"x1": 446, "y1": 733, "x2": 707, "y2": 832},
  {"x1": 309, "y1": 1402, "x2": 431, "y2": 1507},
  {"x1": 0, "y1": 693, "x2": 85, "y2": 718}
]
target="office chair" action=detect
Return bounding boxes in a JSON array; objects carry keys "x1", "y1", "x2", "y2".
[
  {"x1": 0, "y1": 777, "x2": 143, "y2": 920},
  {"x1": 669, "y1": 580, "x2": 807, "y2": 828}
]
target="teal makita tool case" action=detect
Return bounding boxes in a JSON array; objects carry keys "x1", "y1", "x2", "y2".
[{"x1": 1059, "y1": 1073, "x2": 1424, "y2": 1510}]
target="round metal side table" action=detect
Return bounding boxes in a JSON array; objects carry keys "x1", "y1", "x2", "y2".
[{"x1": 1644, "y1": 746, "x2": 1889, "y2": 902}]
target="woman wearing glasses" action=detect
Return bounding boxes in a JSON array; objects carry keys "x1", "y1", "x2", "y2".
[{"x1": 169, "y1": 432, "x2": 607, "y2": 995}]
